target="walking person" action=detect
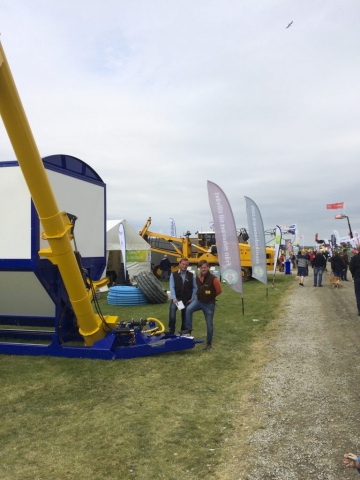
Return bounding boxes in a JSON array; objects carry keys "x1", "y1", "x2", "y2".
[
  {"x1": 167, "y1": 258, "x2": 197, "y2": 334},
  {"x1": 349, "y1": 245, "x2": 360, "y2": 316},
  {"x1": 311, "y1": 250, "x2": 326, "y2": 287},
  {"x1": 297, "y1": 250, "x2": 308, "y2": 286},
  {"x1": 159, "y1": 255, "x2": 171, "y2": 281},
  {"x1": 330, "y1": 251, "x2": 345, "y2": 278},
  {"x1": 340, "y1": 248, "x2": 349, "y2": 281},
  {"x1": 184, "y1": 260, "x2": 222, "y2": 350},
  {"x1": 323, "y1": 248, "x2": 330, "y2": 271},
  {"x1": 290, "y1": 252, "x2": 296, "y2": 269},
  {"x1": 309, "y1": 250, "x2": 316, "y2": 266},
  {"x1": 305, "y1": 250, "x2": 310, "y2": 276},
  {"x1": 279, "y1": 253, "x2": 285, "y2": 272}
]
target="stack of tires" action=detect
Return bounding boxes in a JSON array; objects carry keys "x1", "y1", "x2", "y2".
[{"x1": 136, "y1": 271, "x2": 168, "y2": 304}]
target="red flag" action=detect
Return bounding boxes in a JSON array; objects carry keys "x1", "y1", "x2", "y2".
[{"x1": 326, "y1": 202, "x2": 344, "y2": 209}]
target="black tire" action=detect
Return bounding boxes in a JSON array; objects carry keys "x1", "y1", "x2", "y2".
[
  {"x1": 136, "y1": 271, "x2": 168, "y2": 304},
  {"x1": 152, "y1": 264, "x2": 161, "y2": 278}
]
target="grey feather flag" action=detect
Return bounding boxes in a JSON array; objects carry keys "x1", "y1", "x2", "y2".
[
  {"x1": 207, "y1": 181, "x2": 242, "y2": 294},
  {"x1": 169, "y1": 218, "x2": 176, "y2": 237},
  {"x1": 244, "y1": 196, "x2": 267, "y2": 285}
]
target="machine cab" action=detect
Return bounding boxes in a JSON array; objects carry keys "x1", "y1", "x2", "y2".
[{"x1": 197, "y1": 232, "x2": 216, "y2": 249}]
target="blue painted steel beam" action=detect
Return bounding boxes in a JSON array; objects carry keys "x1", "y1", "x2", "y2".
[{"x1": 0, "y1": 331, "x2": 202, "y2": 360}]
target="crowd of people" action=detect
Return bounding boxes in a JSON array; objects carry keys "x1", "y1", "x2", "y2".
[{"x1": 278, "y1": 246, "x2": 357, "y2": 288}]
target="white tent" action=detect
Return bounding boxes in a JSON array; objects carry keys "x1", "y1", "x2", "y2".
[{"x1": 105, "y1": 219, "x2": 151, "y2": 284}]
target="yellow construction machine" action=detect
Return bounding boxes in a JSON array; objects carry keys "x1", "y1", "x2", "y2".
[{"x1": 139, "y1": 217, "x2": 275, "y2": 281}]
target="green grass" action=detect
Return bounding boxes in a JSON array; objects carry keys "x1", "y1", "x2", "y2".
[{"x1": 0, "y1": 275, "x2": 293, "y2": 480}]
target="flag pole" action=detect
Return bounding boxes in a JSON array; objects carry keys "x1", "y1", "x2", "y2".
[{"x1": 272, "y1": 226, "x2": 282, "y2": 288}]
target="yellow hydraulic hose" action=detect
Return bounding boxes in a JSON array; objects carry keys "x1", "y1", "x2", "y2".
[{"x1": 144, "y1": 318, "x2": 165, "y2": 336}]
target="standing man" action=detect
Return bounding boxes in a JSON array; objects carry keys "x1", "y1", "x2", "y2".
[
  {"x1": 184, "y1": 260, "x2": 222, "y2": 350},
  {"x1": 160, "y1": 255, "x2": 171, "y2": 281},
  {"x1": 297, "y1": 250, "x2": 308, "y2": 286},
  {"x1": 311, "y1": 250, "x2": 326, "y2": 287},
  {"x1": 330, "y1": 251, "x2": 345, "y2": 278},
  {"x1": 340, "y1": 248, "x2": 350, "y2": 281},
  {"x1": 349, "y1": 245, "x2": 360, "y2": 316},
  {"x1": 168, "y1": 258, "x2": 197, "y2": 334}
]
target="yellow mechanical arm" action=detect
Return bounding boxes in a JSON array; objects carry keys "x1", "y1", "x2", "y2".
[{"x1": 0, "y1": 42, "x2": 117, "y2": 346}]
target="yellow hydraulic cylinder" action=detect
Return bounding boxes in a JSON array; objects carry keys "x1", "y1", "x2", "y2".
[{"x1": 0, "y1": 42, "x2": 117, "y2": 345}]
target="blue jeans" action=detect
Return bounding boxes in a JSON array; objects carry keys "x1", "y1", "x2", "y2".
[
  {"x1": 185, "y1": 299, "x2": 215, "y2": 343},
  {"x1": 332, "y1": 271, "x2": 341, "y2": 278},
  {"x1": 354, "y1": 278, "x2": 360, "y2": 313},
  {"x1": 161, "y1": 271, "x2": 169, "y2": 281},
  {"x1": 168, "y1": 301, "x2": 187, "y2": 333},
  {"x1": 313, "y1": 267, "x2": 323, "y2": 286}
]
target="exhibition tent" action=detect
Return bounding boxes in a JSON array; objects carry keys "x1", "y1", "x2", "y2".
[{"x1": 104, "y1": 219, "x2": 151, "y2": 285}]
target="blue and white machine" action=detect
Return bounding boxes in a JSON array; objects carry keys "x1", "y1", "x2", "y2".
[{"x1": 0, "y1": 42, "x2": 200, "y2": 359}]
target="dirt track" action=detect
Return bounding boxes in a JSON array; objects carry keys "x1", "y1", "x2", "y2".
[{"x1": 225, "y1": 267, "x2": 360, "y2": 479}]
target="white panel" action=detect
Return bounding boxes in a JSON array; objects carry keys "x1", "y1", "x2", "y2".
[
  {"x1": 0, "y1": 271, "x2": 55, "y2": 316},
  {"x1": 39, "y1": 170, "x2": 105, "y2": 258},
  {"x1": 0, "y1": 166, "x2": 31, "y2": 259}
]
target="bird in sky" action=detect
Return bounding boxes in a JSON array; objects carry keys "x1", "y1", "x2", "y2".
[{"x1": 286, "y1": 21, "x2": 293, "y2": 28}]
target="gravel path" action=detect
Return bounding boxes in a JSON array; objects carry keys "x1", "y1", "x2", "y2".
[{"x1": 239, "y1": 268, "x2": 360, "y2": 479}]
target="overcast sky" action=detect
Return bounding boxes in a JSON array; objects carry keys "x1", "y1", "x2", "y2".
[{"x1": 1, "y1": 1, "x2": 359, "y2": 246}]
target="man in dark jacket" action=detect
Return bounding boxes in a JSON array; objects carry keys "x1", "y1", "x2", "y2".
[
  {"x1": 168, "y1": 258, "x2": 197, "y2": 334},
  {"x1": 349, "y1": 245, "x2": 360, "y2": 316},
  {"x1": 311, "y1": 250, "x2": 327, "y2": 287},
  {"x1": 331, "y1": 251, "x2": 345, "y2": 278},
  {"x1": 160, "y1": 255, "x2": 171, "y2": 281},
  {"x1": 340, "y1": 248, "x2": 350, "y2": 281}
]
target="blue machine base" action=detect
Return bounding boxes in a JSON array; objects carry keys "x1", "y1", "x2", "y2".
[{"x1": 0, "y1": 330, "x2": 202, "y2": 360}]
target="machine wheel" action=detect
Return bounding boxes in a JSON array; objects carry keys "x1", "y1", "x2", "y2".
[
  {"x1": 242, "y1": 267, "x2": 252, "y2": 282},
  {"x1": 152, "y1": 264, "x2": 161, "y2": 278},
  {"x1": 136, "y1": 271, "x2": 168, "y2": 304}
]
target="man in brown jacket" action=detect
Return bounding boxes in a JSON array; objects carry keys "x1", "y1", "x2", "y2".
[{"x1": 184, "y1": 260, "x2": 222, "y2": 350}]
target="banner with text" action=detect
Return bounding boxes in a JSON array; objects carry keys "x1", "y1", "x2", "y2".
[
  {"x1": 207, "y1": 181, "x2": 242, "y2": 293},
  {"x1": 353, "y1": 232, "x2": 360, "y2": 246},
  {"x1": 118, "y1": 222, "x2": 127, "y2": 279},
  {"x1": 326, "y1": 202, "x2": 344, "y2": 209},
  {"x1": 169, "y1": 218, "x2": 176, "y2": 237},
  {"x1": 245, "y1": 196, "x2": 267, "y2": 285},
  {"x1": 126, "y1": 250, "x2": 151, "y2": 262}
]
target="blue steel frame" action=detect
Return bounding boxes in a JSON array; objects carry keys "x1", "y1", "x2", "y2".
[
  {"x1": 0, "y1": 154, "x2": 107, "y2": 329},
  {"x1": 0, "y1": 155, "x2": 201, "y2": 359},
  {"x1": 0, "y1": 330, "x2": 202, "y2": 359}
]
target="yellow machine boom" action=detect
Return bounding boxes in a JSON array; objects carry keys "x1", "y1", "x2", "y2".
[
  {"x1": 139, "y1": 217, "x2": 274, "y2": 280},
  {"x1": 0, "y1": 42, "x2": 117, "y2": 345}
]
